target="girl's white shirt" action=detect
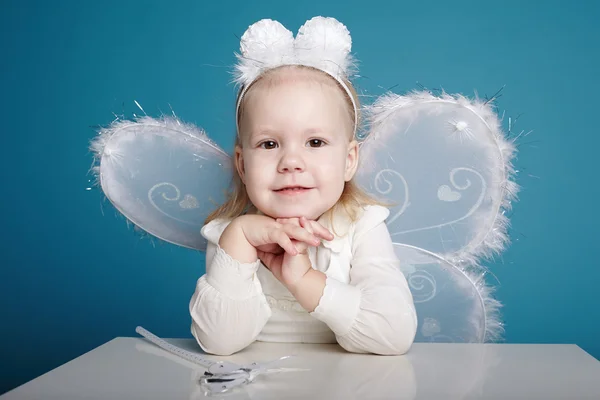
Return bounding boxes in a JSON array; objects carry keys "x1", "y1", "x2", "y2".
[{"x1": 189, "y1": 205, "x2": 418, "y2": 356}]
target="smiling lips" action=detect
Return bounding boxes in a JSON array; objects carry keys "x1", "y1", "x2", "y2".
[{"x1": 274, "y1": 186, "x2": 313, "y2": 195}]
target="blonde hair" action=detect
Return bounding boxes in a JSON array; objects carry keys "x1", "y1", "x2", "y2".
[{"x1": 205, "y1": 65, "x2": 385, "y2": 228}]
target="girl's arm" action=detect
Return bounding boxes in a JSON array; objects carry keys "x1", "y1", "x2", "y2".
[
  {"x1": 308, "y1": 206, "x2": 418, "y2": 355},
  {"x1": 189, "y1": 218, "x2": 271, "y2": 356},
  {"x1": 189, "y1": 215, "x2": 322, "y2": 356}
]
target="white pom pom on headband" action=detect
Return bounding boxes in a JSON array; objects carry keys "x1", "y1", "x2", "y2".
[{"x1": 233, "y1": 16, "x2": 359, "y2": 135}]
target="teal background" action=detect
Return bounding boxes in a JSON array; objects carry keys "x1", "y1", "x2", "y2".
[{"x1": 1, "y1": 0, "x2": 599, "y2": 394}]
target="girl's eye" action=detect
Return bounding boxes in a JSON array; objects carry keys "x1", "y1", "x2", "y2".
[
  {"x1": 307, "y1": 139, "x2": 325, "y2": 148},
  {"x1": 260, "y1": 140, "x2": 278, "y2": 149}
]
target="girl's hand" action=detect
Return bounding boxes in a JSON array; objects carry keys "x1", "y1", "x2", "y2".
[
  {"x1": 275, "y1": 217, "x2": 334, "y2": 251},
  {"x1": 257, "y1": 217, "x2": 332, "y2": 290},
  {"x1": 218, "y1": 214, "x2": 321, "y2": 264},
  {"x1": 240, "y1": 215, "x2": 321, "y2": 255}
]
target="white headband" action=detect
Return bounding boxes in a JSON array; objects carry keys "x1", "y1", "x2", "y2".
[{"x1": 233, "y1": 17, "x2": 359, "y2": 135}]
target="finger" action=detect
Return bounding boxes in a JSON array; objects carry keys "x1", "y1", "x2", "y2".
[
  {"x1": 299, "y1": 216, "x2": 314, "y2": 234},
  {"x1": 301, "y1": 217, "x2": 334, "y2": 240},
  {"x1": 283, "y1": 224, "x2": 320, "y2": 247},
  {"x1": 291, "y1": 238, "x2": 309, "y2": 254},
  {"x1": 270, "y1": 229, "x2": 299, "y2": 256},
  {"x1": 256, "y1": 243, "x2": 284, "y2": 255},
  {"x1": 276, "y1": 217, "x2": 300, "y2": 227},
  {"x1": 277, "y1": 217, "x2": 333, "y2": 241}
]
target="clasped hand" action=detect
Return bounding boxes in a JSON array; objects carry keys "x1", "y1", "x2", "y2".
[{"x1": 236, "y1": 215, "x2": 333, "y2": 291}]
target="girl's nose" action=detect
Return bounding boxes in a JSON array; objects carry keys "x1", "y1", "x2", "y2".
[{"x1": 277, "y1": 149, "x2": 305, "y2": 173}]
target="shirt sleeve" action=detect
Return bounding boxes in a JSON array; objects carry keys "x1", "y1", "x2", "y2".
[
  {"x1": 310, "y1": 206, "x2": 418, "y2": 355},
  {"x1": 188, "y1": 219, "x2": 272, "y2": 356}
]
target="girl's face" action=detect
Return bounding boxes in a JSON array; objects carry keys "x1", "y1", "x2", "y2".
[{"x1": 235, "y1": 73, "x2": 359, "y2": 220}]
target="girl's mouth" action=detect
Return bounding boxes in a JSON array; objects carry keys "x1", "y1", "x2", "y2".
[{"x1": 275, "y1": 186, "x2": 313, "y2": 194}]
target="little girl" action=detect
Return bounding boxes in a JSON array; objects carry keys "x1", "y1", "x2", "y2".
[{"x1": 189, "y1": 17, "x2": 417, "y2": 356}]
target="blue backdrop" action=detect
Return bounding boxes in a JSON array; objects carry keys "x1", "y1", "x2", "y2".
[{"x1": 1, "y1": 0, "x2": 598, "y2": 394}]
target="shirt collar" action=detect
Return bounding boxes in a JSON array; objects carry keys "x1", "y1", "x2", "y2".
[{"x1": 317, "y1": 207, "x2": 353, "y2": 253}]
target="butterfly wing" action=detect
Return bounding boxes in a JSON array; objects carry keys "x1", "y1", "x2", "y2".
[
  {"x1": 357, "y1": 90, "x2": 518, "y2": 342},
  {"x1": 357, "y1": 91, "x2": 517, "y2": 266},
  {"x1": 396, "y1": 244, "x2": 501, "y2": 343},
  {"x1": 90, "y1": 116, "x2": 233, "y2": 251}
]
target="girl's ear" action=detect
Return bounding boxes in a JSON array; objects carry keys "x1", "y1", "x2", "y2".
[
  {"x1": 235, "y1": 145, "x2": 246, "y2": 184},
  {"x1": 344, "y1": 140, "x2": 359, "y2": 181}
]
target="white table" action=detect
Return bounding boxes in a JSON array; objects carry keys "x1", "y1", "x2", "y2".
[{"x1": 2, "y1": 336, "x2": 600, "y2": 399}]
